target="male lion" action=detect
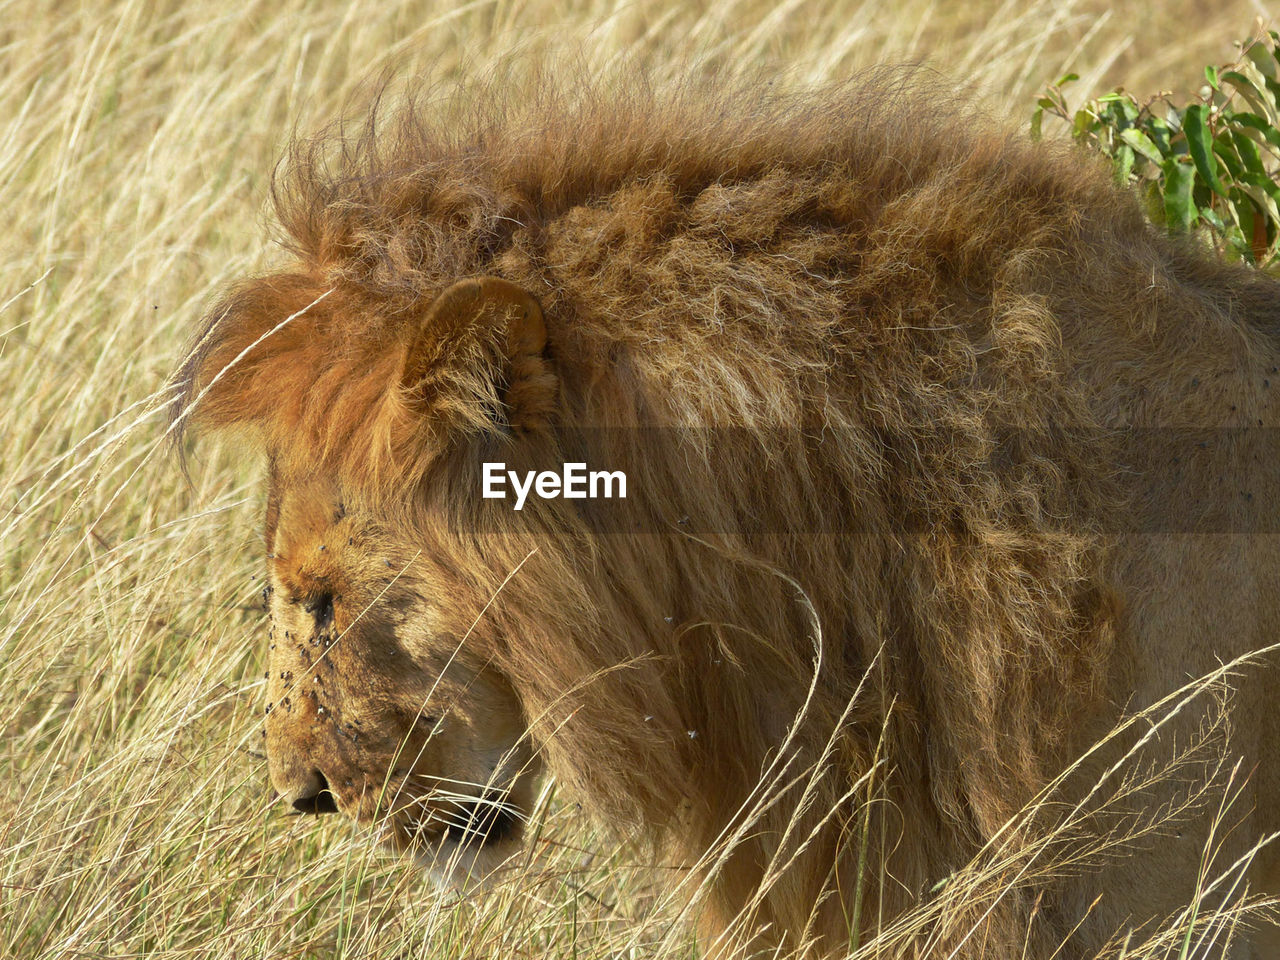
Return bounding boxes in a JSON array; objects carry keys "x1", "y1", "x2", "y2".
[{"x1": 175, "y1": 75, "x2": 1280, "y2": 958}]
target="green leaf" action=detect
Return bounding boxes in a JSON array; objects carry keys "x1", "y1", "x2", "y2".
[
  {"x1": 1114, "y1": 143, "x2": 1135, "y2": 184},
  {"x1": 1119, "y1": 128, "x2": 1165, "y2": 164},
  {"x1": 1142, "y1": 181, "x2": 1166, "y2": 224},
  {"x1": 1228, "y1": 128, "x2": 1266, "y2": 175},
  {"x1": 1228, "y1": 113, "x2": 1280, "y2": 154},
  {"x1": 1246, "y1": 40, "x2": 1277, "y2": 79},
  {"x1": 1072, "y1": 108, "x2": 1095, "y2": 140},
  {"x1": 1030, "y1": 106, "x2": 1044, "y2": 141},
  {"x1": 1227, "y1": 188, "x2": 1260, "y2": 263},
  {"x1": 1184, "y1": 104, "x2": 1228, "y2": 197},
  {"x1": 1116, "y1": 97, "x2": 1139, "y2": 123},
  {"x1": 1162, "y1": 158, "x2": 1197, "y2": 232},
  {"x1": 1191, "y1": 178, "x2": 1214, "y2": 211},
  {"x1": 1201, "y1": 205, "x2": 1228, "y2": 233},
  {"x1": 1055, "y1": 71, "x2": 1079, "y2": 86},
  {"x1": 1212, "y1": 134, "x2": 1245, "y2": 178},
  {"x1": 1242, "y1": 168, "x2": 1280, "y2": 192},
  {"x1": 1238, "y1": 174, "x2": 1280, "y2": 232},
  {"x1": 1145, "y1": 116, "x2": 1173, "y2": 154},
  {"x1": 1205, "y1": 65, "x2": 1220, "y2": 90},
  {"x1": 1216, "y1": 215, "x2": 1253, "y2": 261},
  {"x1": 1223, "y1": 67, "x2": 1279, "y2": 126}
]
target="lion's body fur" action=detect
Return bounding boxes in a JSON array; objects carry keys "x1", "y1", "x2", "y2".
[{"x1": 179, "y1": 74, "x2": 1280, "y2": 957}]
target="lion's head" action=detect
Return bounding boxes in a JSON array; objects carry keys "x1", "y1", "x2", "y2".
[
  {"x1": 259, "y1": 468, "x2": 540, "y2": 881},
  {"x1": 212, "y1": 276, "x2": 574, "y2": 884},
  {"x1": 177, "y1": 256, "x2": 888, "y2": 941}
]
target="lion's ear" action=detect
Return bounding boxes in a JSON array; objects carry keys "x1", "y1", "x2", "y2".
[{"x1": 403, "y1": 276, "x2": 556, "y2": 432}]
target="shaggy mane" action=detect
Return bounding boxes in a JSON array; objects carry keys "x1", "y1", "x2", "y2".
[{"x1": 174, "y1": 69, "x2": 1136, "y2": 484}]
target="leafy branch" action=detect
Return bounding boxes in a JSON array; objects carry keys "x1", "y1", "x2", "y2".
[{"x1": 1032, "y1": 25, "x2": 1280, "y2": 268}]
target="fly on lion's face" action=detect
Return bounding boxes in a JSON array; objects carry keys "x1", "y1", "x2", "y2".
[{"x1": 260, "y1": 471, "x2": 541, "y2": 886}]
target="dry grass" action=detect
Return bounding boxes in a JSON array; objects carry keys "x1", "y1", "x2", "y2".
[{"x1": 2, "y1": 0, "x2": 1277, "y2": 957}]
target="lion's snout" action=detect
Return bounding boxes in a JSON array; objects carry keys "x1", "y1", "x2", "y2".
[
  {"x1": 263, "y1": 615, "x2": 364, "y2": 820},
  {"x1": 265, "y1": 707, "x2": 349, "y2": 816},
  {"x1": 277, "y1": 767, "x2": 339, "y2": 815}
]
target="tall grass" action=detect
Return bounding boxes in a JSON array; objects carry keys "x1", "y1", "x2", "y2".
[{"x1": 0, "y1": 1, "x2": 1273, "y2": 957}]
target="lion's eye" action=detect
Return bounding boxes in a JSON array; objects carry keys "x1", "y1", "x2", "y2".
[{"x1": 302, "y1": 592, "x2": 335, "y2": 632}]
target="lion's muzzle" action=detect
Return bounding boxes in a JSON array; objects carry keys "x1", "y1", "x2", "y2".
[{"x1": 283, "y1": 768, "x2": 340, "y2": 815}]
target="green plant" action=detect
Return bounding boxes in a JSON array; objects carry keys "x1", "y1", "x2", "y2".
[{"x1": 1032, "y1": 27, "x2": 1280, "y2": 267}]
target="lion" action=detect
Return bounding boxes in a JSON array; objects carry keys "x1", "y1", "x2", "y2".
[{"x1": 174, "y1": 73, "x2": 1280, "y2": 958}]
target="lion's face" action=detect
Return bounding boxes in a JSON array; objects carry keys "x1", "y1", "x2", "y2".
[{"x1": 260, "y1": 469, "x2": 541, "y2": 883}]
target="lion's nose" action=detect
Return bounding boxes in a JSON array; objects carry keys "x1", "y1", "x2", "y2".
[{"x1": 285, "y1": 769, "x2": 340, "y2": 815}]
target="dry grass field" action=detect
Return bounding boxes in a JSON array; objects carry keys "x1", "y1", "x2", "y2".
[{"x1": 2, "y1": 1, "x2": 1277, "y2": 957}]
